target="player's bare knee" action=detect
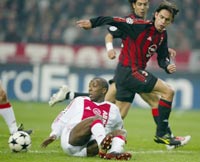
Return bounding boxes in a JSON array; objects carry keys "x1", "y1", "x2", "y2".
[
  {"x1": 167, "y1": 84, "x2": 175, "y2": 98},
  {"x1": 120, "y1": 112, "x2": 126, "y2": 119},
  {"x1": 0, "y1": 90, "x2": 7, "y2": 103},
  {"x1": 162, "y1": 86, "x2": 175, "y2": 100},
  {"x1": 147, "y1": 96, "x2": 160, "y2": 107}
]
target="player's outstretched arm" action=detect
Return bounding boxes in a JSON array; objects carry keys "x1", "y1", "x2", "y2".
[
  {"x1": 166, "y1": 64, "x2": 176, "y2": 74},
  {"x1": 105, "y1": 33, "x2": 116, "y2": 60},
  {"x1": 41, "y1": 135, "x2": 57, "y2": 148},
  {"x1": 168, "y1": 48, "x2": 176, "y2": 58},
  {"x1": 76, "y1": 19, "x2": 92, "y2": 29}
]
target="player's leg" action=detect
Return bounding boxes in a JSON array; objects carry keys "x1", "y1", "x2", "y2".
[
  {"x1": 72, "y1": 130, "x2": 126, "y2": 157},
  {"x1": 60, "y1": 116, "x2": 105, "y2": 157},
  {"x1": 152, "y1": 78, "x2": 191, "y2": 146},
  {"x1": 152, "y1": 78, "x2": 174, "y2": 138},
  {"x1": 0, "y1": 84, "x2": 32, "y2": 135},
  {"x1": 115, "y1": 100, "x2": 132, "y2": 119},
  {"x1": 100, "y1": 129, "x2": 126, "y2": 155},
  {"x1": 48, "y1": 85, "x2": 70, "y2": 106},
  {"x1": 0, "y1": 84, "x2": 18, "y2": 134},
  {"x1": 107, "y1": 129, "x2": 127, "y2": 153},
  {"x1": 86, "y1": 140, "x2": 99, "y2": 156},
  {"x1": 139, "y1": 92, "x2": 190, "y2": 149},
  {"x1": 0, "y1": 105, "x2": 18, "y2": 134},
  {"x1": 69, "y1": 116, "x2": 105, "y2": 147},
  {"x1": 105, "y1": 82, "x2": 116, "y2": 103},
  {"x1": 151, "y1": 80, "x2": 191, "y2": 147},
  {"x1": 100, "y1": 129, "x2": 132, "y2": 160},
  {"x1": 139, "y1": 92, "x2": 160, "y2": 123},
  {"x1": 49, "y1": 85, "x2": 89, "y2": 107},
  {"x1": 119, "y1": 69, "x2": 176, "y2": 144},
  {"x1": 70, "y1": 140, "x2": 99, "y2": 157},
  {"x1": 105, "y1": 79, "x2": 132, "y2": 119},
  {"x1": 139, "y1": 92, "x2": 173, "y2": 136}
]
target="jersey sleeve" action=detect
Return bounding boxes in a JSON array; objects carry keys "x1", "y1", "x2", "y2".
[
  {"x1": 156, "y1": 32, "x2": 171, "y2": 73},
  {"x1": 107, "y1": 26, "x2": 126, "y2": 39},
  {"x1": 90, "y1": 16, "x2": 114, "y2": 28},
  {"x1": 90, "y1": 16, "x2": 135, "y2": 38},
  {"x1": 49, "y1": 97, "x2": 85, "y2": 139},
  {"x1": 50, "y1": 111, "x2": 66, "y2": 139}
]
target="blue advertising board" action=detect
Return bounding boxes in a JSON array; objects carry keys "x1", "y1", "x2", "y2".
[{"x1": 0, "y1": 63, "x2": 199, "y2": 109}]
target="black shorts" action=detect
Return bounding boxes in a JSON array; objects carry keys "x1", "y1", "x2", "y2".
[
  {"x1": 108, "y1": 78, "x2": 115, "y2": 85},
  {"x1": 115, "y1": 63, "x2": 157, "y2": 103}
]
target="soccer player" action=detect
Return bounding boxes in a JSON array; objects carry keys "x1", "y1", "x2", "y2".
[
  {"x1": 0, "y1": 82, "x2": 19, "y2": 134},
  {"x1": 103, "y1": 0, "x2": 181, "y2": 150},
  {"x1": 49, "y1": 0, "x2": 190, "y2": 149},
  {"x1": 41, "y1": 77, "x2": 131, "y2": 160},
  {"x1": 50, "y1": 0, "x2": 176, "y2": 132},
  {"x1": 105, "y1": 0, "x2": 175, "y2": 129},
  {"x1": 76, "y1": 0, "x2": 190, "y2": 146},
  {"x1": 0, "y1": 82, "x2": 32, "y2": 135}
]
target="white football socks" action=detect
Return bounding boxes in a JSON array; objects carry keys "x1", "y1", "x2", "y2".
[
  {"x1": 91, "y1": 120, "x2": 106, "y2": 146},
  {"x1": 0, "y1": 103, "x2": 18, "y2": 134},
  {"x1": 109, "y1": 135, "x2": 125, "y2": 153}
]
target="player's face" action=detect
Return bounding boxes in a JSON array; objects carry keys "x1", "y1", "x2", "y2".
[
  {"x1": 154, "y1": 9, "x2": 173, "y2": 32},
  {"x1": 132, "y1": 0, "x2": 149, "y2": 19},
  {"x1": 88, "y1": 79, "x2": 105, "y2": 102}
]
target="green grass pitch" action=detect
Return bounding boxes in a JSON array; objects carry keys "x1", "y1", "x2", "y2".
[{"x1": 0, "y1": 101, "x2": 200, "y2": 162}]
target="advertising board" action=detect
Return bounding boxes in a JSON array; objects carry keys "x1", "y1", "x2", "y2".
[{"x1": 0, "y1": 63, "x2": 199, "y2": 109}]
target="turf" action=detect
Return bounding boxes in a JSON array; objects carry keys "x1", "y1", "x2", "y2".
[{"x1": 0, "y1": 101, "x2": 200, "y2": 162}]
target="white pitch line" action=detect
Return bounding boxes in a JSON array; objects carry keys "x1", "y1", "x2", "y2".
[
  {"x1": 130, "y1": 150, "x2": 195, "y2": 154},
  {"x1": 0, "y1": 150, "x2": 196, "y2": 154},
  {"x1": 29, "y1": 150, "x2": 60, "y2": 154}
]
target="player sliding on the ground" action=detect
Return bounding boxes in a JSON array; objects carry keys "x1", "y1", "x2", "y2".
[{"x1": 42, "y1": 77, "x2": 131, "y2": 160}]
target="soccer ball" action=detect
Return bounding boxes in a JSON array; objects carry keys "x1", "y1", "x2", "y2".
[{"x1": 8, "y1": 131, "x2": 31, "y2": 152}]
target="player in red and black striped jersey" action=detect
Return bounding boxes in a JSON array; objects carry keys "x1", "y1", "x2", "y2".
[
  {"x1": 104, "y1": 0, "x2": 177, "y2": 147},
  {"x1": 76, "y1": 1, "x2": 191, "y2": 147}
]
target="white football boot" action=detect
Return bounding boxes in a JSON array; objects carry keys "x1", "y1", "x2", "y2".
[
  {"x1": 49, "y1": 85, "x2": 70, "y2": 107},
  {"x1": 166, "y1": 135, "x2": 191, "y2": 150}
]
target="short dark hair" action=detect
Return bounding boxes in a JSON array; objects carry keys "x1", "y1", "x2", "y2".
[
  {"x1": 128, "y1": 0, "x2": 136, "y2": 14},
  {"x1": 128, "y1": 0, "x2": 137, "y2": 3},
  {"x1": 93, "y1": 77, "x2": 109, "y2": 91},
  {"x1": 128, "y1": 0, "x2": 150, "y2": 14},
  {"x1": 154, "y1": 0, "x2": 179, "y2": 22},
  {"x1": 128, "y1": 0, "x2": 150, "y2": 4}
]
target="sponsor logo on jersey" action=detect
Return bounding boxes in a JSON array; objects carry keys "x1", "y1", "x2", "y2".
[
  {"x1": 102, "y1": 110, "x2": 108, "y2": 125},
  {"x1": 93, "y1": 108, "x2": 101, "y2": 116},
  {"x1": 146, "y1": 44, "x2": 157, "y2": 58}
]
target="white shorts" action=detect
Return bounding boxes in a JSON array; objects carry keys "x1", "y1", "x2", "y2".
[{"x1": 60, "y1": 126, "x2": 88, "y2": 157}]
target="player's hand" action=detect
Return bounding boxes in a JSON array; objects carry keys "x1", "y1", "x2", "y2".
[
  {"x1": 167, "y1": 64, "x2": 176, "y2": 74},
  {"x1": 41, "y1": 135, "x2": 57, "y2": 148},
  {"x1": 168, "y1": 48, "x2": 176, "y2": 58},
  {"x1": 76, "y1": 20, "x2": 92, "y2": 29},
  {"x1": 107, "y1": 49, "x2": 116, "y2": 59}
]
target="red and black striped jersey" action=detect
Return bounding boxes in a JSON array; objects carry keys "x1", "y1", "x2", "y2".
[{"x1": 90, "y1": 16, "x2": 170, "y2": 72}]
